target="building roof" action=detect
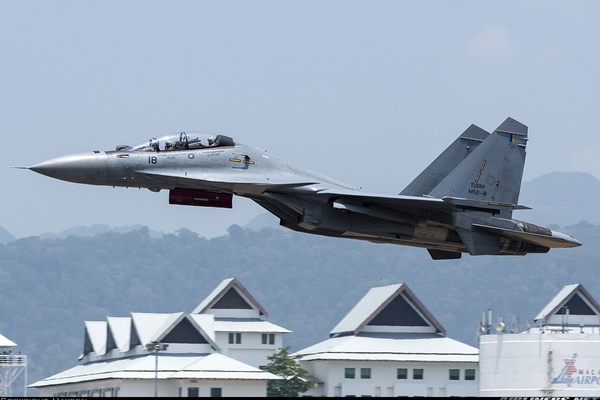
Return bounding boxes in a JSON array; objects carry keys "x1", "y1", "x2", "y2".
[
  {"x1": 33, "y1": 276, "x2": 291, "y2": 391},
  {"x1": 330, "y1": 283, "x2": 445, "y2": 336},
  {"x1": 83, "y1": 321, "x2": 107, "y2": 356},
  {"x1": 534, "y1": 283, "x2": 600, "y2": 325},
  {"x1": 81, "y1": 312, "x2": 219, "y2": 359},
  {"x1": 192, "y1": 278, "x2": 268, "y2": 317},
  {"x1": 106, "y1": 316, "x2": 132, "y2": 352},
  {"x1": 76, "y1": 277, "x2": 291, "y2": 363},
  {"x1": 29, "y1": 353, "x2": 280, "y2": 388},
  {"x1": 0, "y1": 332, "x2": 17, "y2": 347},
  {"x1": 293, "y1": 283, "x2": 476, "y2": 365},
  {"x1": 293, "y1": 333, "x2": 478, "y2": 363}
]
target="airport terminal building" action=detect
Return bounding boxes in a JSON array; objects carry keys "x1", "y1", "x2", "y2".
[
  {"x1": 25, "y1": 278, "x2": 600, "y2": 397},
  {"x1": 293, "y1": 283, "x2": 479, "y2": 397},
  {"x1": 28, "y1": 278, "x2": 287, "y2": 397},
  {"x1": 479, "y1": 283, "x2": 600, "y2": 397}
]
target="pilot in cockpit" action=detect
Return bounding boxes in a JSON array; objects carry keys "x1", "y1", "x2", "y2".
[
  {"x1": 207, "y1": 136, "x2": 220, "y2": 147},
  {"x1": 139, "y1": 138, "x2": 160, "y2": 152}
]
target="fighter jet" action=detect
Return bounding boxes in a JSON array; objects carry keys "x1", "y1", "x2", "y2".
[{"x1": 26, "y1": 117, "x2": 581, "y2": 259}]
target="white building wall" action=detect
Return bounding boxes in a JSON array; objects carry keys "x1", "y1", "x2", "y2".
[
  {"x1": 299, "y1": 359, "x2": 478, "y2": 397},
  {"x1": 175, "y1": 379, "x2": 267, "y2": 397},
  {"x1": 36, "y1": 378, "x2": 268, "y2": 397},
  {"x1": 480, "y1": 332, "x2": 600, "y2": 396},
  {"x1": 215, "y1": 331, "x2": 283, "y2": 368}
]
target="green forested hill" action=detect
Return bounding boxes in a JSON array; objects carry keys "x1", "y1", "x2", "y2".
[{"x1": 0, "y1": 221, "x2": 597, "y2": 390}]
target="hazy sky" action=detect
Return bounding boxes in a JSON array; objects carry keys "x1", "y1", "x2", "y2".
[{"x1": 2, "y1": 1, "x2": 599, "y2": 239}]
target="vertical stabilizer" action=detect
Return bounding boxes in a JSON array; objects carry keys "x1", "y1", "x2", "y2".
[
  {"x1": 428, "y1": 117, "x2": 528, "y2": 207},
  {"x1": 400, "y1": 124, "x2": 490, "y2": 196}
]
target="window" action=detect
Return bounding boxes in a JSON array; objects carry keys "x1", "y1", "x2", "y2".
[
  {"x1": 465, "y1": 369, "x2": 476, "y2": 381},
  {"x1": 345, "y1": 368, "x2": 356, "y2": 379},
  {"x1": 360, "y1": 368, "x2": 371, "y2": 379},
  {"x1": 228, "y1": 332, "x2": 242, "y2": 344},
  {"x1": 413, "y1": 368, "x2": 424, "y2": 380},
  {"x1": 210, "y1": 387, "x2": 222, "y2": 397},
  {"x1": 262, "y1": 333, "x2": 275, "y2": 345},
  {"x1": 397, "y1": 368, "x2": 407, "y2": 379},
  {"x1": 449, "y1": 369, "x2": 460, "y2": 380},
  {"x1": 188, "y1": 387, "x2": 199, "y2": 397}
]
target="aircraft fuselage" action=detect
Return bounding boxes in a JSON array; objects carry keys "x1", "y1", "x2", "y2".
[{"x1": 28, "y1": 124, "x2": 582, "y2": 260}]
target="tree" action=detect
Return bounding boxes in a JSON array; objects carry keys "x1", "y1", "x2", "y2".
[{"x1": 262, "y1": 346, "x2": 316, "y2": 397}]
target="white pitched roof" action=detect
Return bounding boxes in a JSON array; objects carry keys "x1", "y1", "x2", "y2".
[
  {"x1": 0, "y1": 333, "x2": 17, "y2": 347},
  {"x1": 534, "y1": 283, "x2": 600, "y2": 323},
  {"x1": 106, "y1": 316, "x2": 132, "y2": 352},
  {"x1": 192, "y1": 278, "x2": 268, "y2": 317},
  {"x1": 194, "y1": 278, "x2": 235, "y2": 313},
  {"x1": 189, "y1": 314, "x2": 216, "y2": 341},
  {"x1": 29, "y1": 353, "x2": 281, "y2": 388},
  {"x1": 84, "y1": 321, "x2": 107, "y2": 356},
  {"x1": 81, "y1": 312, "x2": 219, "y2": 359},
  {"x1": 293, "y1": 333, "x2": 478, "y2": 363},
  {"x1": 330, "y1": 283, "x2": 445, "y2": 336},
  {"x1": 293, "y1": 283, "x2": 473, "y2": 365},
  {"x1": 131, "y1": 312, "x2": 181, "y2": 345},
  {"x1": 130, "y1": 312, "x2": 219, "y2": 350}
]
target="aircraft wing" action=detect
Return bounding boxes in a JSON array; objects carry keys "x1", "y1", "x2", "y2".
[
  {"x1": 140, "y1": 167, "x2": 531, "y2": 224},
  {"x1": 135, "y1": 168, "x2": 320, "y2": 194},
  {"x1": 313, "y1": 187, "x2": 451, "y2": 213},
  {"x1": 309, "y1": 187, "x2": 526, "y2": 216}
]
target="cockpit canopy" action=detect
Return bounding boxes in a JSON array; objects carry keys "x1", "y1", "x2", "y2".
[{"x1": 121, "y1": 132, "x2": 235, "y2": 152}]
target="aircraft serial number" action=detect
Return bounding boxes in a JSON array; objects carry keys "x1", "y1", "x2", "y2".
[{"x1": 468, "y1": 189, "x2": 488, "y2": 196}]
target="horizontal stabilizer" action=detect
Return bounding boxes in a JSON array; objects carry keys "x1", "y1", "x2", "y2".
[{"x1": 473, "y1": 223, "x2": 582, "y2": 248}]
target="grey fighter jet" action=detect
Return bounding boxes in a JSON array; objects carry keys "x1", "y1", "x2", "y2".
[{"x1": 27, "y1": 117, "x2": 581, "y2": 259}]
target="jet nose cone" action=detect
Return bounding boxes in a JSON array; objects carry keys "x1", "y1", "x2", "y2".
[{"x1": 30, "y1": 152, "x2": 108, "y2": 185}]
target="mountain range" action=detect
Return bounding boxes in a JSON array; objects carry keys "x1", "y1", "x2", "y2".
[{"x1": 0, "y1": 171, "x2": 598, "y2": 394}]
